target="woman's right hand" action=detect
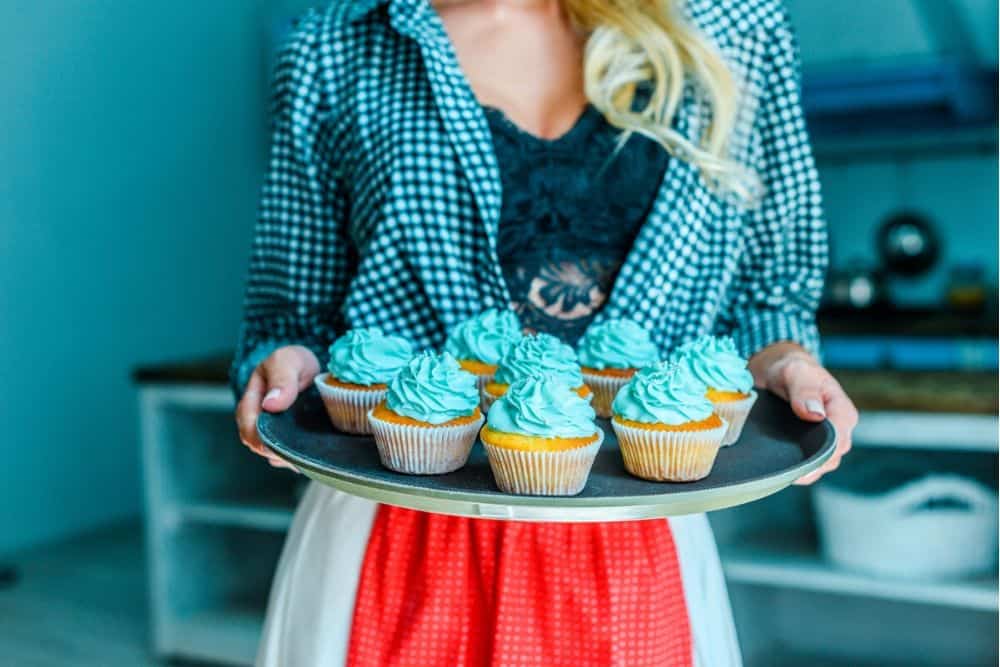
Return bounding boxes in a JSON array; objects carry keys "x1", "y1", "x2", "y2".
[{"x1": 236, "y1": 345, "x2": 321, "y2": 470}]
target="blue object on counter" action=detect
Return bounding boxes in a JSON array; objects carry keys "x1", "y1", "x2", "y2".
[
  {"x1": 821, "y1": 337, "x2": 890, "y2": 369},
  {"x1": 888, "y1": 338, "x2": 998, "y2": 371},
  {"x1": 823, "y1": 336, "x2": 998, "y2": 371}
]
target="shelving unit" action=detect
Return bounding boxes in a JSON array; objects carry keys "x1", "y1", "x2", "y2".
[
  {"x1": 135, "y1": 368, "x2": 997, "y2": 666},
  {"x1": 714, "y1": 409, "x2": 999, "y2": 667},
  {"x1": 722, "y1": 530, "x2": 998, "y2": 611},
  {"x1": 138, "y1": 382, "x2": 299, "y2": 666},
  {"x1": 853, "y1": 411, "x2": 998, "y2": 452}
]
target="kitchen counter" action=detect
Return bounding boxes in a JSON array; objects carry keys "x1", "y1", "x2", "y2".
[
  {"x1": 134, "y1": 355, "x2": 998, "y2": 416},
  {"x1": 832, "y1": 369, "x2": 997, "y2": 414}
]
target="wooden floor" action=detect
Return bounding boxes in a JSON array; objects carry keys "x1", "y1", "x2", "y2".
[{"x1": 0, "y1": 523, "x2": 207, "y2": 667}]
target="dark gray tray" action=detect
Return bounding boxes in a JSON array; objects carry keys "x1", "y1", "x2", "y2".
[{"x1": 259, "y1": 390, "x2": 836, "y2": 521}]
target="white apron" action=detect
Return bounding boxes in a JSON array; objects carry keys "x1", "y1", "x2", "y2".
[{"x1": 257, "y1": 483, "x2": 742, "y2": 667}]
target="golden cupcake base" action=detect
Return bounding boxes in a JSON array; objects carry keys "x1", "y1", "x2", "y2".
[
  {"x1": 481, "y1": 427, "x2": 604, "y2": 496},
  {"x1": 612, "y1": 416, "x2": 729, "y2": 482},
  {"x1": 368, "y1": 406, "x2": 484, "y2": 475},
  {"x1": 313, "y1": 373, "x2": 386, "y2": 435},
  {"x1": 709, "y1": 390, "x2": 758, "y2": 446},
  {"x1": 581, "y1": 367, "x2": 636, "y2": 419}
]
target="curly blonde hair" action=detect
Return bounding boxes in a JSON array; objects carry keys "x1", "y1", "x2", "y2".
[{"x1": 566, "y1": 0, "x2": 760, "y2": 203}]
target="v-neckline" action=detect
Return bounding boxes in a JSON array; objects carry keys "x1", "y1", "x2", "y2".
[{"x1": 483, "y1": 103, "x2": 600, "y2": 146}]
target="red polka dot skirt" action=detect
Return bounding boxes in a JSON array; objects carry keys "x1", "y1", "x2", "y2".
[{"x1": 346, "y1": 505, "x2": 692, "y2": 667}]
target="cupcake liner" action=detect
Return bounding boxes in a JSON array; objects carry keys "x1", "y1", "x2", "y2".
[
  {"x1": 368, "y1": 410, "x2": 484, "y2": 475},
  {"x1": 314, "y1": 373, "x2": 386, "y2": 435},
  {"x1": 581, "y1": 371, "x2": 631, "y2": 419},
  {"x1": 711, "y1": 390, "x2": 758, "y2": 446},
  {"x1": 612, "y1": 418, "x2": 728, "y2": 482},
  {"x1": 471, "y1": 371, "x2": 495, "y2": 412},
  {"x1": 482, "y1": 431, "x2": 604, "y2": 496}
]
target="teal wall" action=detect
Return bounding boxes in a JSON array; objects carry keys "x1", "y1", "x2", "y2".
[{"x1": 0, "y1": 1, "x2": 273, "y2": 555}]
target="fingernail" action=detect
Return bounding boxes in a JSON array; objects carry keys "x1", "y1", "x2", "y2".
[
  {"x1": 264, "y1": 388, "x2": 281, "y2": 402},
  {"x1": 805, "y1": 399, "x2": 826, "y2": 417}
]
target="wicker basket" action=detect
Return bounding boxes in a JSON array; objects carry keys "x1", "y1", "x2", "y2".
[{"x1": 813, "y1": 457, "x2": 998, "y2": 580}]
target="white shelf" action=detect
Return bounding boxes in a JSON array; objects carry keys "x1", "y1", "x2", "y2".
[
  {"x1": 142, "y1": 383, "x2": 235, "y2": 411},
  {"x1": 721, "y1": 532, "x2": 998, "y2": 612},
  {"x1": 166, "y1": 608, "x2": 263, "y2": 666},
  {"x1": 177, "y1": 499, "x2": 295, "y2": 532},
  {"x1": 854, "y1": 411, "x2": 998, "y2": 452}
]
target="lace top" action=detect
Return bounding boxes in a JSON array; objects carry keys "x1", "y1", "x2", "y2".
[{"x1": 487, "y1": 105, "x2": 669, "y2": 344}]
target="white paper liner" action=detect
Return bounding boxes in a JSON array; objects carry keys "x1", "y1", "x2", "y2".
[
  {"x1": 368, "y1": 410, "x2": 485, "y2": 475},
  {"x1": 711, "y1": 390, "x2": 758, "y2": 446},
  {"x1": 314, "y1": 373, "x2": 386, "y2": 435},
  {"x1": 611, "y1": 418, "x2": 728, "y2": 482},
  {"x1": 482, "y1": 430, "x2": 604, "y2": 496},
  {"x1": 471, "y1": 371, "x2": 494, "y2": 412},
  {"x1": 581, "y1": 371, "x2": 631, "y2": 419}
]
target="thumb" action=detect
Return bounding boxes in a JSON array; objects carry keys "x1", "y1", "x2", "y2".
[
  {"x1": 786, "y1": 373, "x2": 827, "y2": 423},
  {"x1": 261, "y1": 365, "x2": 303, "y2": 413}
]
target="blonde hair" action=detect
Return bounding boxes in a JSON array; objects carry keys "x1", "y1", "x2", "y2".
[{"x1": 564, "y1": 0, "x2": 760, "y2": 203}]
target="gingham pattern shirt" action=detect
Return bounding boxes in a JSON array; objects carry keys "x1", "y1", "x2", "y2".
[{"x1": 232, "y1": 0, "x2": 827, "y2": 388}]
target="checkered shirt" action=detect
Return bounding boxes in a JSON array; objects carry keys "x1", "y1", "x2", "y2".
[{"x1": 232, "y1": 0, "x2": 827, "y2": 389}]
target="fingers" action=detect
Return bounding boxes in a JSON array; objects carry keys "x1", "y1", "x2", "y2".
[
  {"x1": 260, "y1": 363, "x2": 301, "y2": 414},
  {"x1": 775, "y1": 358, "x2": 828, "y2": 422},
  {"x1": 235, "y1": 366, "x2": 299, "y2": 472},
  {"x1": 260, "y1": 347, "x2": 317, "y2": 413},
  {"x1": 236, "y1": 372, "x2": 266, "y2": 454},
  {"x1": 794, "y1": 381, "x2": 857, "y2": 485}
]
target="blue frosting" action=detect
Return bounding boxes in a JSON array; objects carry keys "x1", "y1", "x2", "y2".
[
  {"x1": 487, "y1": 375, "x2": 597, "y2": 438},
  {"x1": 612, "y1": 362, "x2": 713, "y2": 424},
  {"x1": 443, "y1": 309, "x2": 523, "y2": 365},
  {"x1": 494, "y1": 333, "x2": 583, "y2": 386},
  {"x1": 327, "y1": 328, "x2": 413, "y2": 386},
  {"x1": 577, "y1": 319, "x2": 660, "y2": 369},
  {"x1": 670, "y1": 336, "x2": 753, "y2": 394},
  {"x1": 385, "y1": 352, "x2": 480, "y2": 424}
]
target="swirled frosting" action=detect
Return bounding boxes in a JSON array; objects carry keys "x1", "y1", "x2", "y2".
[
  {"x1": 612, "y1": 362, "x2": 713, "y2": 424},
  {"x1": 386, "y1": 352, "x2": 479, "y2": 424},
  {"x1": 670, "y1": 336, "x2": 753, "y2": 394},
  {"x1": 327, "y1": 328, "x2": 413, "y2": 386},
  {"x1": 487, "y1": 375, "x2": 597, "y2": 438},
  {"x1": 494, "y1": 333, "x2": 583, "y2": 386},
  {"x1": 443, "y1": 309, "x2": 523, "y2": 365},
  {"x1": 577, "y1": 319, "x2": 660, "y2": 370}
]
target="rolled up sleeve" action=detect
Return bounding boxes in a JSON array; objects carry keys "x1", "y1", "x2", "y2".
[
  {"x1": 717, "y1": 17, "x2": 828, "y2": 358},
  {"x1": 231, "y1": 12, "x2": 352, "y2": 391}
]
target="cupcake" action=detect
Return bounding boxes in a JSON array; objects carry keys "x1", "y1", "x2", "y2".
[
  {"x1": 480, "y1": 375, "x2": 603, "y2": 496},
  {"x1": 577, "y1": 319, "x2": 661, "y2": 418},
  {"x1": 611, "y1": 362, "x2": 728, "y2": 482},
  {"x1": 670, "y1": 336, "x2": 757, "y2": 446},
  {"x1": 482, "y1": 333, "x2": 591, "y2": 411},
  {"x1": 314, "y1": 328, "x2": 413, "y2": 434},
  {"x1": 443, "y1": 309, "x2": 523, "y2": 399},
  {"x1": 368, "y1": 351, "x2": 484, "y2": 474}
]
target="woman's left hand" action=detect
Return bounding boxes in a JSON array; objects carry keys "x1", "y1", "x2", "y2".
[{"x1": 750, "y1": 343, "x2": 858, "y2": 484}]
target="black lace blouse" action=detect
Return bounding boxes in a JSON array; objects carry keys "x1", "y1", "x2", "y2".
[{"x1": 487, "y1": 105, "x2": 669, "y2": 345}]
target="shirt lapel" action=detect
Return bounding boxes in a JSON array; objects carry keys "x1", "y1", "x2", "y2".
[{"x1": 387, "y1": 0, "x2": 504, "y2": 249}]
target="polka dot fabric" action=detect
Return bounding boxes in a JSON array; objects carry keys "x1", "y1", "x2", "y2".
[
  {"x1": 347, "y1": 506, "x2": 692, "y2": 667},
  {"x1": 230, "y1": 0, "x2": 828, "y2": 389}
]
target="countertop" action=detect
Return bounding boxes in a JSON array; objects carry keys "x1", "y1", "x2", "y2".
[{"x1": 133, "y1": 355, "x2": 998, "y2": 416}]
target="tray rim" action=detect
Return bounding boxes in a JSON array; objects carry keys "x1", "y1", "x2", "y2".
[{"x1": 259, "y1": 399, "x2": 837, "y2": 521}]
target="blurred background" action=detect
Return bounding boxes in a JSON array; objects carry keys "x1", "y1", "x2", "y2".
[{"x1": 1, "y1": 1, "x2": 997, "y2": 665}]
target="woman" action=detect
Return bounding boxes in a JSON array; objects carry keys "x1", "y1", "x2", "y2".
[{"x1": 234, "y1": 1, "x2": 857, "y2": 665}]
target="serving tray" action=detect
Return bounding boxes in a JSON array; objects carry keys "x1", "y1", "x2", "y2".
[{"x1": 258, "y1": 389, "x2": 836, "y2": 521}]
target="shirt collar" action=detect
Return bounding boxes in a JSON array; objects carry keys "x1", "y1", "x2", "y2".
[{"x1": 344, "y1": 0, "x2": 385, "y2": 21}]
